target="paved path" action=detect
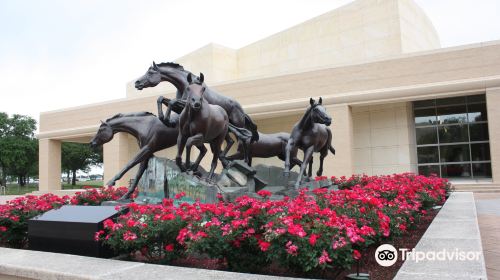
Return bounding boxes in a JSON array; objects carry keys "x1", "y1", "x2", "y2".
[{"x1": 475, "y1": 193, "x2": 500, "y2": 279}]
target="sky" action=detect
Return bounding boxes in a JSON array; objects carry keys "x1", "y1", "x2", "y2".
[{"x1": 1, "y1": 0, "x2": 500, "y2": 128}]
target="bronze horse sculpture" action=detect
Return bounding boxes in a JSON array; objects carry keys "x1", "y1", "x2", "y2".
[
  {"x1": 227, "y1": 132, "x2": 302, "y2": 167},
  {"x1": 89, "y1": 112, "x2": 179, "y2": 199},
  {"x1": 284, "y1": 97, "x2": 334, "y2": 188},
  {"x1": 134, "y1": 62, "x2": 258, "y2": 161},
  {"x1": 176, "y1": 73, "x2": 229, "y2": 180}
]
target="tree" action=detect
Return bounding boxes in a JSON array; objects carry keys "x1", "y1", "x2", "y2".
[
  {"x1": 62, "y1": 143, "x2": 102, "y2": 185},
  {"x1": 0, "y1": 113, "x2": 38, "y2": 186},
  {"x1": 0, "y1": 112, "x2": 8, "y2": 185}
]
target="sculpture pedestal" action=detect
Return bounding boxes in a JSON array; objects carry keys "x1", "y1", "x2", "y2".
[{"x1": 132, "y1": 156, "x2": 336, "y2": 205}]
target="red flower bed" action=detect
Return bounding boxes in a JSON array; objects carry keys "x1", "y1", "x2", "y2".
[
  {"x1": 96, "y1": 173, "x2": 450, "y2": 274},
  {"x1": 0, "y1": 174, "x2": 450, "y2": 276},
  {"x1": 0, "y1": 186, "x2": 129, "y2": 248},
  {"x1": 0, "y1": 194, "x2": 68, "y2": 247}
]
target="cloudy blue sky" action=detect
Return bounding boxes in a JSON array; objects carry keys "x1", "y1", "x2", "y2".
[{"x1": 1, "y1": 0, "x2": 500, "y2": 126}]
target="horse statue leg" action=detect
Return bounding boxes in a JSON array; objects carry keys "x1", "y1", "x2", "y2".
[
  {"x1": 317, "y1": 146, "x2": 328, "y2": 176},
  {"x1": 106, "y1": 146, "x2": 152, "y2": 187},
  {"x1": 226, "y1": 141, "x2": 244, "y2": 161},
  {"x1": 284, "y1": 138, "x2": 296, "y2": 177},
  {"x1": 295, "y1": 146, "x2": 314, "y2": 189},
  {"x1": 308, "y1": 157, "x2": 313, "y2": 178},
  {"x1": 191, "y1": 144, "x2": 207, "y2": 172},
  {"x1": 120, "y1": 159, "x2": 149, "y2": 200},
  {"x1": 221, "y1": 134, "x2": 235, "y2": 159},
  {"x1": 176, "y1": 134, "x2": 187, "y2": 172},
  {"x1": 207, "y1": 134, "x2": 226, "y2": 180},
  {"x1": 185, "y1": 133, "x2": 206, "y2": 172}
]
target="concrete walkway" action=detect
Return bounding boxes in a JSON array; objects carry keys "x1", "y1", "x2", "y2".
[
  {"x1": 475, "y1": 193, "x2": 500, "y2": 279},
  {"x1": 395, "y1": 192, "x2": 487, "y2": 279}
]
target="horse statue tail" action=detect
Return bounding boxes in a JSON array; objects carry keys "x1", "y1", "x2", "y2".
[
  {"x1": 243, "y1": 113, "x2": 259, "y2": 142},
  {"x1": 327, "y1": 127, "x2": 335, "y2": 155},
  {"x1": 228, "y1": 123, "x2": 253, "y2": 143}
]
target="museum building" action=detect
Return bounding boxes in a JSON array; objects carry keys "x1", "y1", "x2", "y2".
[{"x1": 38, "y1": 0, "x2": 500, "y2": 192}]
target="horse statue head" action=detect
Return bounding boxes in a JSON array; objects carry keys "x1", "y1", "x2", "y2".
[
  {"x1": 135, "y1": 61, "x2": 163, "y2": 90},
  {"x1": 89, "y1": 120, "x2": 114, "y2": 148},
  {"x1": 185, "y1": 72, "x2": 205, "y2": 112},
  {"x1": 309, "y1": 97, "x2": 332, "y2": 126}
]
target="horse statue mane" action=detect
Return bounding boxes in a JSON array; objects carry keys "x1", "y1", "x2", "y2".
[
  {"x1": 105, "y1": 112, "x2": 155, "y2": 122},
  {"x1": 156, "y1": 62, "x2": 184, "y2": 71}
]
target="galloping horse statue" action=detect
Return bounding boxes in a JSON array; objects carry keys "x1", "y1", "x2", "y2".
[
  {"x1": 89, "y1": 112, "x2": 179, "y2": 200},
  {"x1": 284, "y1": 97, "x2": 335, "y2": 188},
  {"x1": 227, "y1": 132, "x2": 302, "y2": 167},
  {"x1": 134, "y1": 62, "x2": 258, "y2": 161},
  {"x1": 176, "y1": 73, "x2": 229, "y2": 180}
]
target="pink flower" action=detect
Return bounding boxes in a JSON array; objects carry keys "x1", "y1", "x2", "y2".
[
  {"x1": 353, "y1": 249, "x2": 361, "y2": 260},
  {"x1": 165, "y1": 244, "x2": 174, "y2": 252},
  {"x1": 174, "y1": 192, "x2": 186, "y2": 200},
  {"x1": 103, "y1": 219, "x2": 114, "y2": 229},
  {"x1": 286, "y1": 241, "x2": 298, "y2": 255},
  {"x1": 123, "y1": 231, "x2": 137, "y2": 241},
  {"x1": 258, "y1": 240, "x2": 271, "y2": 252},
  {"x1": 0, "y1": 226, "x2": 7, "y2": 232},
  {"x1": 94, "y1": 230, "x2": 104, "y2": 241},
  {"x1": 126, "y1": 219, "x2": 136, "y2": 227},
  {"x1": 287, "y1": 223, "x2": 306, "y2": 238},
  {"x1": 257, "y1": 190, "x2": 272, "y2": 198},
  {"x1": 309, "y1": 233, "x2": 319, "y2": 246},
  {"x1": 318, "y1": 250, "x2": 332, "y2": 264}
]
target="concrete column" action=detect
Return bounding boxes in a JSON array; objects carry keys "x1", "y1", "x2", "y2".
[
  {"x1": 486, "y1": 88, "x2": 500, "y2": 184},
  {"x1": 103, "y1": 133, "x2": 131, "y2": 187},
  {"x1": 39, "y1": 138, "x2": 61, "y2": 191},
  {"x1": 324, "y1": 104, "x2": 354, "y2": 177}
]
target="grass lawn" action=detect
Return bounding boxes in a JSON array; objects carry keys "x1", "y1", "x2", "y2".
[{"x1": 1, "y1": 181, "x2": 104, "y2": 196}]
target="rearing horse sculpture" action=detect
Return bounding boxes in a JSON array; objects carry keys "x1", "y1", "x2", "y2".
[
  {"x1": 176, "y1": 73, "x2": 229, "y2": 180},
  {"x1": 284, "y1": 97, "x2": 334, "y2": 188},
  {"x1": 89, "y1": 112, "x2": 179, "y2": 200},
  {"x1": 134, "y1": 62, "x2": 258, "y2": 160}
]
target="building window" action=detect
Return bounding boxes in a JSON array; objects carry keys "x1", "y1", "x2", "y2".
[{"x1": 413, "y1": 94, "x2": 491, "y2": 179}]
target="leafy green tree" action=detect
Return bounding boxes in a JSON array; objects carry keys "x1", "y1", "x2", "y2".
[
  {"x1": 0, "y1": 113, "x2": 38, "y2": 186},
  {"x1": 62, "y1": 143, "x2": 102, "y2": 185},
  {"x1": 0, "y1": 112, "x2": 8, "y2": 185}
]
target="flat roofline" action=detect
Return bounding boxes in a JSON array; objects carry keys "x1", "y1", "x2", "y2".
[
  {"x1": 41, "y1": 39, "x2": 500, "y2": 116},
  {"x1": 38, "y1": 76, "x2": 500, "y2": 140}
]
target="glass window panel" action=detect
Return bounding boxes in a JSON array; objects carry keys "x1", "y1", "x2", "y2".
[
  {"x1": 436, "y1": 96, "x2": 466, "y2": 106},
  {"x1": 470, "y1": 123, "x2": 489, "y2": 141},
  {"x1": 468, "y1": 103, "x2": 487, "y2": 123},
  {"x1": 416, "y1": 127, "x2": 438, "y2": 145},
  {"x1": 441, "y1": 164, "x2": 472, "y2": 178},
  {"x1": 437, "y1": 105, "x2": 467, "y2": 124},
  {"x1": 418, "y1": 165, "x2": 440, "y2": 177},
  {"x1": 414, "y1": 108, "x2": 437, "y2": 126},
  {"x1": 414, "y1": 99, "x2": 435, "y2": 109},
  {"x1": 413, "y1": 95, "x2": 491, "y2": 179},
  {"x1": 472, "y1": 163, "x2": 492, "y2": 178},
  {"x1": 417, "y1": 146, "x2": 439, "y2": 164},
  {"x1": 438, "y1": 125, "x2": 468, "y2": 143},
  {"x1": 440, "y1": 144, "x2": 470, "y2": 163},
  {"x1": 471, "y1": 143, "x2": 490, "y2": 161},
  {"x1": 467, "y1": 94, "x2": 486, "y2": 103}
]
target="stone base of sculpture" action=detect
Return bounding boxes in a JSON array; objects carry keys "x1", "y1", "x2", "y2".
[{"x1": 112, "y1": 156, "x2": 336, "y2": 205}]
